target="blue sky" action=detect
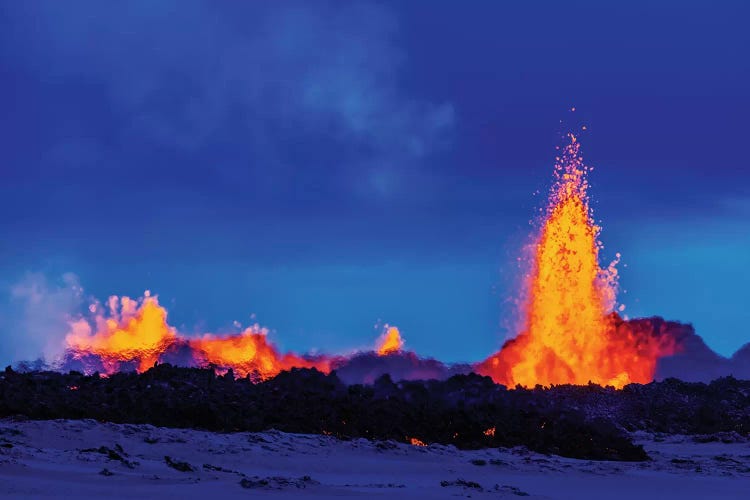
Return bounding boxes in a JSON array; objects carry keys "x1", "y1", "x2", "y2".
[{"x1": 1, "y1": 1, "x2": 748, "y2": 365}]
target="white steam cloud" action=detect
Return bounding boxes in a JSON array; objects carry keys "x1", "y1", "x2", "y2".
[{"x1": 0, "y1": 272, "x2": 83, "y2": 367}]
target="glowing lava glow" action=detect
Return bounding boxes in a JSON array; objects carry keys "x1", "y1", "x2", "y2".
[
  {"x1": 60, "y1": 133, "x2": 681, "y2": 387},
  {"x1": 409, "y1": 437, "x2": 427, "y2": 447},
  {"x1": 376, "y1": 325, "x2": 404, "y2": 355},
  {"x1": 192, "y1": 327, "x2": 331, "y2": 379},
  {"x1": 65, "y1": 293, "x2": 176, "y2": 373},
  {"x1": 477, "y1": 134, "x2": 678, "y2": 388},
  {"x1": 64, "y1": 293, "x2": 331, "y2": 379}
]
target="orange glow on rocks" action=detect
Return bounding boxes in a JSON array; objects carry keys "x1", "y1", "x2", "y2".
[
  {"x1": 477, "y1": 133, "x2": 678, "y2": 388},
  {"x1": 376, "y1": 325, "x2": 404, "y2": 355}
]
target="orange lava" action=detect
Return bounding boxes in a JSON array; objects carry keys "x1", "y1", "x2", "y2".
[
  {"x1": 376, "y1": 325, "x2": 404, "y2": 355},
  {"x1": 477, "y1": 134, "x2": 678, "y2": 388},
  {"x1": 65, "y1": 293, "x2": 177, "y2": 373},
  {"x1": 192, "y1": 327, "x2": 331, "y2": 379},
  {"x1": 65, "y1": 293, "x2": 331, "y2": 379},
  {"x1": 409, "y1": 437, "x2": 427, "y2": 446},
  {"x1": 61, "y1": 132, "x2": 680, "y2": 388}
]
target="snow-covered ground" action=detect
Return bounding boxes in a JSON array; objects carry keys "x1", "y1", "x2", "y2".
[{"x1": 0, "y1": 419, "x2": 747, "y2": 499}]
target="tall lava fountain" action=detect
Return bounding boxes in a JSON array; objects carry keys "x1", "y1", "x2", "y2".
[{"x1": 477, "y1": 133, "x2": 678, "y2": 388}]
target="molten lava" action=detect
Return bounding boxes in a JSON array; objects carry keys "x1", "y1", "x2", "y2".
[
  {"x1": 376, "y1": 325, "x2": 404, "y2": 355},
  {"x1": 409, "y1": 437, "x2": 427, "y2": 447},
  {"x1": 192, "y1": 327, "x2": 331, "y2": 379},
  {"x1": 64, "y1": 293, "x2": 410, "y2": 379},
  {"x1": 60, "y1": 132, "x2": 681, "y2": 388},
  {"x1": 477, "y1": 133, "x2": 678, "y2": 388},
  {"x1": 66, "y1": 293, "x2": 176, "y2": 374},
  {"x1": 65, "y1": 293, "x2": 331, "y2": 379}
]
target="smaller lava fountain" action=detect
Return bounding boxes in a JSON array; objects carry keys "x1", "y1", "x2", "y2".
[
  {"x1": 64, "y1": 292, "x2": 333, "y2": 379},
  {"x1": 65, "y1": 293, "x2": 177, "y2": 374},
  {"x1": 376, "y1": 326, "x2": 404, "y2": 356},
  {"x1": 477, "y1": 133, "x2": 679, "y2": 388},
  {"x1": 62, "y1": 293, "x2": 411, "y2": 380}
]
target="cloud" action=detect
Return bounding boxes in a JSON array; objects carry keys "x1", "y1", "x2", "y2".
[
  {"x1": 0, "y1": 273, "x2": 83, "y2": 366},
  {"x1": 4, "y1": 1, "x2": 453, "y2": 196}
]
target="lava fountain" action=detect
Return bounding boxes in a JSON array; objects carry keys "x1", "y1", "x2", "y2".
[
  {"x1": 62, "y1": 294, "x2": 407, "y2": 379},
  {"x1": 65, "y1": 292, "x2": 177, "y2": 374},
  {"x1": 477, "y1": 133, "x2": 678, "y2": 388},
  {"x1": 376, "y1": 326, "x2": 404, "y2": 356},
  {"x1": 64, "y1": 292, "x2": 332, "y2": 379}
]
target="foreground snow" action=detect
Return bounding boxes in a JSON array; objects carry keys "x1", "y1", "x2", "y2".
[{"x1": 0, "y1": 419, "x2": 747, "y2": 499}]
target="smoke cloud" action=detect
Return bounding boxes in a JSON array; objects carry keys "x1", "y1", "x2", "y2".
[
  {"x1": 2, "y1": 1, "x2": 453, "y2": 198},
  {"x1": 0, "y1": 272, "x2": 83, "y2": 367}
]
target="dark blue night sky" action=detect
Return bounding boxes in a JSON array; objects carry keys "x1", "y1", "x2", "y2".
[{"x1": 1, "y1": 1, "x2": 748, "y2": 365}]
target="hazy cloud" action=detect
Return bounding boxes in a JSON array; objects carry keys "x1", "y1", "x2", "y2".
[
  {"x1": 0, "y1": 273, "x2": 83, "y2": 366},
  {"x1": 4, "y1": 1, "x2": 453, "y2": 196}
]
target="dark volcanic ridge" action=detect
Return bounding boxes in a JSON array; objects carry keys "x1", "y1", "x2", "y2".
[{"x1": 2, "y1": 363, "x2": 749, "y2": 463}]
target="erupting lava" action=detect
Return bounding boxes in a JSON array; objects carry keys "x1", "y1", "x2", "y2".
[
  {"x1": 191, "y1": 328, "x2": 332, "y2": 379},
  {"x1": 64, "y1": 293, "x2": 332, "y2": 379},
  {"x1": 376, "y1": 326, "x2": 404, "y2": 355},
  {"x1": 63, "y1": 295, "x2": 404, "y2": 379},
  {"x1": 477, "y1": 133, "x2": 678, "y2": 388},
  {"x1": 66, "y1": 293, "x2": 176, "y2": 374},
  {"x1": 59, "y1": 131, "x2": 681, "y2": 388}
]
